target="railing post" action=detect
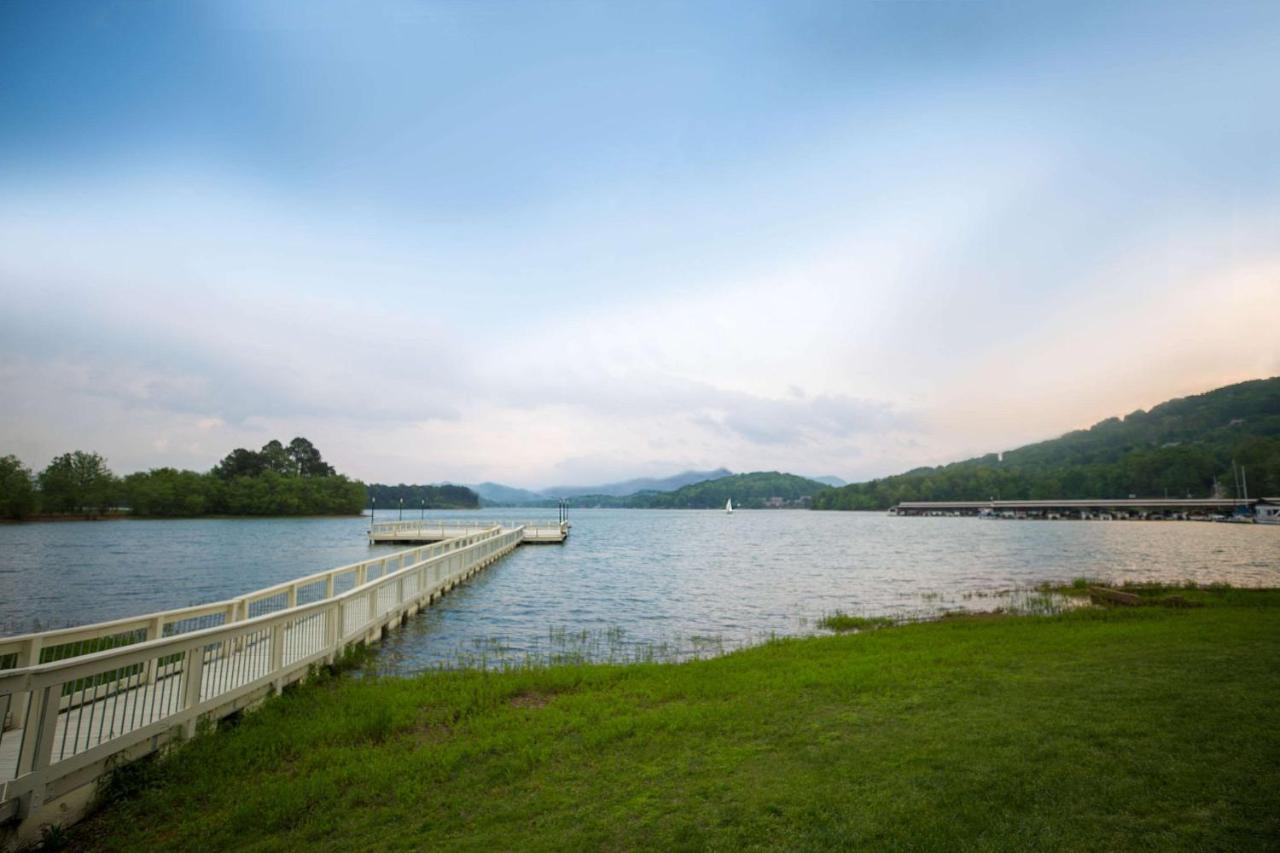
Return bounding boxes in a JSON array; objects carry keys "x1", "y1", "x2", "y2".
[
  {"x1": 7, "y1": 636, "x2": 42, "y2": 731},
  {"x1": 325, "y1": 574, "x2": 335, "y2": 599},
  {"x1": 287, "y1": 584, "x2": 298, "y2": 609},
  {"x1": 270, "y1": 624, "x2": 285, "y2": 676},
  {"x1": 16, "y1": 682, "x2": 59, "y2": 775},
  {"x1": 139, "y1": 615, "x2": 166, "y2": 686},
  {"x1": 182, "y1": 645, "x2": 205, "y2": 714},
  {"x1": 324, "y1": 602, "x2": 339, "y2": 650},
  {"x1": 229, "y1": 600, "x2": 247, "y2": 654}
]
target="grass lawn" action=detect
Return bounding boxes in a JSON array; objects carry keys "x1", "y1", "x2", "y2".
[{"x1": 70, "y1": 589, "x2": 1280, "y2": 851}]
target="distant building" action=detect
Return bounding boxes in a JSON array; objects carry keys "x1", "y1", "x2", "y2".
[{"x1": 765, "y1": 496, "x2": 785, "y2": 508}]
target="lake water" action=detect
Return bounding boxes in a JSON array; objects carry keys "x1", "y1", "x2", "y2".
[{"x1": 1, "y1": 510, "x2": 1276, "y2": 673}]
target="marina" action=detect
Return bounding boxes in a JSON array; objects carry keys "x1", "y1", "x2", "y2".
[{"x1": 891, "y1": 497, "x2": 1279, "y2": 522}]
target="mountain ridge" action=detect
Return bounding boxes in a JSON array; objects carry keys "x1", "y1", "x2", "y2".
[
  {"x1": 813, "y1": 376, "x2": 1280, "y2": 510},
  {"x1": 541, "y1": 468, "x2": 732, "y2": 499}
]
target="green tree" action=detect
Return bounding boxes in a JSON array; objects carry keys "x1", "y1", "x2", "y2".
[
  {"x1": 259, "y1": 440, "x2": 293, "y2": 475},
  {"x1": 38, "y1": 451, "x2": 117, "y2": 516},
  {"x1": 288, "y1": 437, "x2": 335, "y2": 477},
  {"x1": 212, "y1": 447, "x2": 264, "y2": 479},
  {"x1": 0, "y1": 455, "x2": 38, "y2": 519}
]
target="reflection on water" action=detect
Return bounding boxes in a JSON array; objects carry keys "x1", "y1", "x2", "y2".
[{"x1": 1, "y1": 510, "x2": 1276, "y2": 672}]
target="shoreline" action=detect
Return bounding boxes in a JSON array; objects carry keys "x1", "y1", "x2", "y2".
[{"x1": 57, "y1": 588, "x2": 1280, "y2": 851}]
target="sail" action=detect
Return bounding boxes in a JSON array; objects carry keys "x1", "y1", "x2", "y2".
[{"x1": 726, "y1": 498, "x2": 733, "y2": 513}]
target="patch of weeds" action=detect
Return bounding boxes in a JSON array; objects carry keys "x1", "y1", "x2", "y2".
[
  {"x1": 355, "y1": 704, "x2": 396, "y2": 744},
  {"x1": 95, "y1": 752, "x2": 164, "y2": 809},
  {"x1": 817, "y1": 612, "x2": 894, "y2": 633},
  {"x1": 337, "y1": 642, "x2": 382, "y2": 681},
  {"x1": 32, "y1": 823, "x2": 68, "y2": 852}
]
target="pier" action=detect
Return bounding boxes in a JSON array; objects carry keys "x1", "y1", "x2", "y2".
[
  {"x1": 369, "y1": 519, "x2": 569, "y2": 544},
  {"x1": 0, "y1": 521, "x2": 564, "y2": 842}
]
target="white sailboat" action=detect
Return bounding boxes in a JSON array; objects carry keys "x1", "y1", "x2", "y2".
[{"x1": 725, "y1": 498, "x2": 733, "y2": 514}]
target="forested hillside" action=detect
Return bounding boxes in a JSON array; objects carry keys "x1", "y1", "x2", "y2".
[
  {"x1": 634, "y1": 472, "x2": 828, "y2": 509},
  {"x1": 814, "y1": 377, "x2": 1280, "y2": 510}
]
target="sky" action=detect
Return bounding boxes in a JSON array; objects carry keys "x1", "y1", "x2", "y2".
[{"x1": 1, "y1": 1, "x2": 1278, "y2": 489}]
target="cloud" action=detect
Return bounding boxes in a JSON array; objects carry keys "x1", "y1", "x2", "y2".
[{"x1": 2, "y1": 3, "x2": 1280, "y2": 485}]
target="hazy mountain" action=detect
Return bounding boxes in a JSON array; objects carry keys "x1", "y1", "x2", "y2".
[
  {"x1": 468, "y1": 482, "x2": 547, "y2": 504},
  {"x1": 541, "y1": 468, "x2": 732, "y2": 498},
  {"x1": 630, "y1": 471, "x2": 832, "y2": 509},
  {"x1": 811, "y1": 475, "x2": 847, "y2": 487}
]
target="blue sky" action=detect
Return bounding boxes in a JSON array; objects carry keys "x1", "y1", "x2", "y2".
[{"x1": 1, "y1": 1, "x2": 1278, "y2": 487}]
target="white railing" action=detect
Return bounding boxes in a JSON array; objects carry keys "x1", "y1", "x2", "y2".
[
  {"x1": 370, "y1": 519, "x2": 564, "y2": 534},
  {"x1": 370, "y1": 520, "x2": 568, "y2": 542},
  {"x1": 0, "y1": 527, "x2": 503, "y2": 677},
  {"x1": 369, "y1": 520, "x2": 508, "y2": 539},
  {"x1": 0, "y1": 526, "x2": 524, "y2": 813}
]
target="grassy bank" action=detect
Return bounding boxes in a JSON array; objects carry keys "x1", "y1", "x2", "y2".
[{"x1": 71, "y1": 591, "x2": 1280, "y2": 851}]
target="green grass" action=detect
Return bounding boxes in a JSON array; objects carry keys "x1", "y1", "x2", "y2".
[
  {"x1": 1050, "y1": 579, "x2": 1280, "y2": 608},
  {"x1": 815, "y1": 612, "x2": 894, "y2": 632},
  {"x1": 72, "y1": 592, "x2": 1280, "y2": 851}
]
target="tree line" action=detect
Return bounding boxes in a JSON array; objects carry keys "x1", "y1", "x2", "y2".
[
  {"x1": 0, "y1": 438, "x2": 366, "y2": 520},
  {"x1": 365, "y1": 483, "x2": 480, "y2": 510}
]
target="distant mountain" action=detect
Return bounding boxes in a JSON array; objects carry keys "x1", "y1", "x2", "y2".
[
  {"x1": 811, "y1": 475, "x2": 847, "y2": 487},
  {"x1": 542, "y1": 468, "x2": 732, "y2": 498},
  {"x1": 629, "y1": 471, "x2": 832, "y2": 509},
  {"x1": 814, "y1": 376, "x2": 1280, "y2": 510},
  {"x1": 468, "y1": 482, "x2": 546, "y2": 505}
]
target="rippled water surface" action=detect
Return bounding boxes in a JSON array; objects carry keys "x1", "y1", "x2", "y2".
[{"x1": 1, "y1": 510, "x2": 1276, "y2": 672}]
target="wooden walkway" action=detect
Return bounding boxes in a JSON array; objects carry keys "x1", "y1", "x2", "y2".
[{"x1": 0, "y1": 522, "x2": 560, "y2": 832}]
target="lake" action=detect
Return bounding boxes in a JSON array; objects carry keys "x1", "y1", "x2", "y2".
[{"x1": 1, "y1": 510, "x2": 1276, "y2": 672}]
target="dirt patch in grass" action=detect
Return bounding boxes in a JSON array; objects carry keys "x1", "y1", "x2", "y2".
[
  {"x1": 411, "y1": 722, "x2": 453, "y2": 748},
  {"x1": 509, "y1": 690, "x2": 556, "y2": 709}
]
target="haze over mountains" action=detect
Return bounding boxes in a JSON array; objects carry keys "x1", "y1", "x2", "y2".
[
  {"x1": 541, "y1": 469, "x2": 731, "y2": 498},
  {"x1": 465, "y1": 468, "x2": 846, "y2": 505}
]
